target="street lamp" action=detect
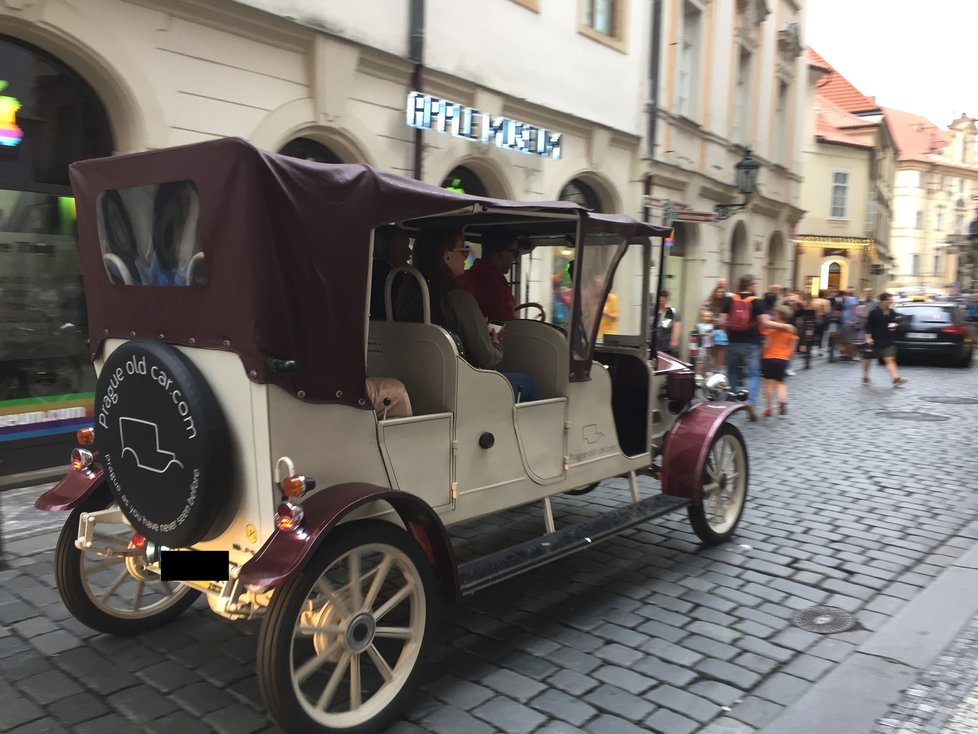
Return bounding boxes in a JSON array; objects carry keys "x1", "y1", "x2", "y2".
[{"x1": 715, "y1": 149, "x2": 760, "y2": 221}]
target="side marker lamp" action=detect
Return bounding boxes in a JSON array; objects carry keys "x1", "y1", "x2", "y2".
[
  {"x1": 70, "y1": 448, "x2": 94, "y2": 472},
  {"x1": 275, "y1": 501, "x2": 304, "y2": 532},
  {"x1": 280, "y1": 474, "x2": 314, "y2": 498},
  {"x1": 76, "y1": 427, "x2": 95, "y2": 445}
]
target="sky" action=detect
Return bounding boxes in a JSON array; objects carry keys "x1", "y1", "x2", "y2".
[{"x1": 805, "y1": 0, "x2": 977, "y2": 128}]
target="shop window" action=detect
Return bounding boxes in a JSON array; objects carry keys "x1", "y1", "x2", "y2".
[
  {"x1": 441, "y1": 166, "x2": 488, "y2": 197},
  {"x1": 96, "y1": 181, "x2": 205, "y2": 287},
  {"x1": 579, "y1": 0, "x2": 628, "y2": 51},
  {"x1": 278, "y1": 137, "x2": 343, "y2": 164},
  {"x1": 559, "y1": 178, "x2": 603, "y2": 212},
  {"x1": 0, "y1": 37, "x2": 111, "y2": 462}
]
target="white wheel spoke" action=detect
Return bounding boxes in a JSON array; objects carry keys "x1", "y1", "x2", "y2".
[
  {"x1": 375, "y1": 626, "x2": 413, "y2": 640},
  {"x1": 347, "y1": 550, "x2": 363, "y2": 612},
  {"x1": 315, "y1": 578, "x2": 352, "y2": 619},
  {"x1": 297, "y1": 623, "x2": 344, "y2": 637},
  {"x1": 372, "y1": 579, "x2": 414, "y2": 623},
  {"x1": 702, "y1": 481, "x2": 720, "y2": 498},
  {"x1": 366, "y1": 644, "x2": 394, "y2": 682},
  {"x1": 100, "y1": 569, "x2": 130, "y2": 602},
  {"x1": 131, "y1": 580, "x2": 145, "y2": 611},
  {"x1": 295, "y1": 638, "x2": 344, "y2": 684},
  {"x1": 349, "y1": 654, "x2": 362, "y2": 710},
  {"x1": 315, "y1": 651, "x2": 351, "y2": 711},
  {"x1": 362, "y1": 555, "x2": 392, "y2": 612},
  {"x1": 160, "y1": 580, "x2": 175, "y2": 597}
]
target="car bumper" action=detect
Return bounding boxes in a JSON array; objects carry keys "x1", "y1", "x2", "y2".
[{"x1": 895, "y1": 340, "x2": 971, "y2": 358}]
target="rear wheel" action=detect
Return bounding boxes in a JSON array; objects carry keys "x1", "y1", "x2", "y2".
[
  {"x1": 257, "y1": 521, "x2": 437, "y2": 734},
  {"x1": 54, "y1": 490, "x2": 200, "y2": 635},
  {"x1": 688, "y1": 423, "x2": 748, "y2": 545}
]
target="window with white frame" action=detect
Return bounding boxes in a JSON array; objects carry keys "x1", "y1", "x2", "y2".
[
  {"x1": 955, "y1": 214, "x2": 964, "y2": 234},
  {"x1": 934, "y1": 254, "x2": 941, "y2": 275},
  {"x1": 830, "y1": 171, "x2": 848, "y2": 218},
  {"x1": 676, "y1": 1, "x2": 702, "y2": 120},
  {"x1": 936, "y1": 212, "x2": 944, "y2": 231},
  {"x1": 912, "y1": 253, "x2": 920, "y2": 275},
  {"x1": 915, "y1": 210, "x2": 923, "y2": 229},
  {"x1": 732, "y1": 47, "x2": 752, "y2": 145}
]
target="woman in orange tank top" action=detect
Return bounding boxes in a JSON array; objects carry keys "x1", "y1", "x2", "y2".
[{"x1": 760, "y1": 305, "x2": 798, "y2": 417}]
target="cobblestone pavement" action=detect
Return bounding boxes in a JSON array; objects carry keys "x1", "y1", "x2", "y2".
[{"x1": 1, "y1": 354, "x2": 977, "y2": 733}]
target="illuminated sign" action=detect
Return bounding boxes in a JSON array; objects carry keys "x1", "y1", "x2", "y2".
[
  {"x1": 0, "y1": 81, "x2": 23, "y2": 147},
  {"x1": 406, "y1": 91, "x2": 562, "y2": 160}
]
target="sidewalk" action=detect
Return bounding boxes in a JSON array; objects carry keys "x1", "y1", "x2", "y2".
[{"x1": 761, "y1": 522, "x2": 978, "y2": 734}]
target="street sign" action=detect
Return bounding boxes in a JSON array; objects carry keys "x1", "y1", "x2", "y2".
[{"x1": 673, "y1": 211, "x2": 716, "y2": 223}]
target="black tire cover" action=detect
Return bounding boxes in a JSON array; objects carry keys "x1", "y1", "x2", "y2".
[{"x1": 95, "y1": 340, "x2": 232, "y2": 547}]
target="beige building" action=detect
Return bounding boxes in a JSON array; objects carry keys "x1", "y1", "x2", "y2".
[
  {"x1": 885, "y1": 111, "x2": 978, "y2": 294},
  {"x1": 0, "y1": 0, "x2": 807, "y2": 475},
  {"x1": 646, "y1": 0, "x2": 807, "y2": 337},
  {"x1": 794, "y1": 49, "x2": 895, "y2": 295}
]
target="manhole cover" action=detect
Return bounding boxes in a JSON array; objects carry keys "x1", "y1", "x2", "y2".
[
  {"x1": 877, "y1": 411, "x2": 950, "y2": 422},
  {"x1": 921, "y1": 396, "x2": 978, "y2": 405},
  {"x1": 792, "y1": 606, "x2": 856, "y2": 634}
]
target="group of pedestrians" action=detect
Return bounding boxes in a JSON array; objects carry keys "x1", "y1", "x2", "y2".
[{"x1": 695, "y1": 276, "x2": 908, "y2": 421}]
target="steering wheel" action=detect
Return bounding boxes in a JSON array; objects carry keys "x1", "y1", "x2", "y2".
[{"x1": 515, "y1": 302, "x2": 546, "y2": 321}]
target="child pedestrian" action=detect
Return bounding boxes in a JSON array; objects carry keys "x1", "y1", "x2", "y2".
[{"x1": 761, "y1": 305, "x2": 798, "y2": 416}]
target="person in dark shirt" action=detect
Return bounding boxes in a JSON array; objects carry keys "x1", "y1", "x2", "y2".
[{"x1": 862, "y1": 292, "x2": 907, "y2": 386}]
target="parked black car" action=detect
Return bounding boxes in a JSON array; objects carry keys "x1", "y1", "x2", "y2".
[{"x1": 893, "y1": 302, "x2": 974, "y2": 367}]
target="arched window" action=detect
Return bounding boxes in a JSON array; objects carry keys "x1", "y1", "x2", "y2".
[
  {"x1": 559, "y1": 178, "x2": 603, "y2": 212},
  {"x1": 440, "y1": 166, "x2": 488, "y2": 197},
  {"x1": 278, "y1": 137, "x2": 343, "y2": 164}
]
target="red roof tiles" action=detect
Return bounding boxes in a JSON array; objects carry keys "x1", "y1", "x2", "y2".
[{"x1": 807, "y1": 47, "x2": 880, "y2": 116}]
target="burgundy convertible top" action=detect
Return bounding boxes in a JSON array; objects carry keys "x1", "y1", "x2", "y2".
[{"x1": 70, "y1": 137, "x2": 668, "y2": 408}]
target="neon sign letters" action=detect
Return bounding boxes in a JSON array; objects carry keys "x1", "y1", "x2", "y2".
[
  {"x1": 0, "y1": 81, "x2": 23, "y2": 147},
  {"x1": 406, "y1": 91, "x2": 562, "y2": 160}
]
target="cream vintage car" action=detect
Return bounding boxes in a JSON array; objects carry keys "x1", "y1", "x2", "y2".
[{"x1": 37, "y1": 138, "x2": 749, "y2": 734}]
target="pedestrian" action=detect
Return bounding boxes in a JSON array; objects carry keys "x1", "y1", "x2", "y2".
[
  {"x1": 700, "y1": 282, "x2": 728, "y2": 372},
  {"x1": 811, "y1": 289, "x2": 830, "y2": 355},
  {"x1": 654, "y1": 289, "x2": 682, "y2": 356},
  {"x1": 719, "y1": 273, "x2": 797, "y2": 421},
  {"x1": 862, "y1": 292, "x2": 907, "y2": 387},
  {"x1": 761, "y1": 305, "x2": 798, "y2": 416}
]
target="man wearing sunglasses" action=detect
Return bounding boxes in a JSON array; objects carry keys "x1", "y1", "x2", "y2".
[{"x1": 460, "y1": 228, "x2": 519, "y2": 323}]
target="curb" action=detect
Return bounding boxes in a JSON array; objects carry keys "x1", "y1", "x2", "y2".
[{"x1": 760, "y1": 525, "x2": 978, "y2": 734}]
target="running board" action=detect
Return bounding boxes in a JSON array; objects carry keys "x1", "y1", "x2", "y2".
[{"x1": 458, "y1": 494, "x2": 690, "y2": 596}]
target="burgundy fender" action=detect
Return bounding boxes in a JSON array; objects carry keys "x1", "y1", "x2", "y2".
[
  {"x1": 238, "y1": 483, "x2": 459, "y2": 600},
  {"x1": 660, "y1": 402, "x2": 746, "y2": 503},
  {"x1": 35, "y1": 466, "x2": 105, "y2": 512}
]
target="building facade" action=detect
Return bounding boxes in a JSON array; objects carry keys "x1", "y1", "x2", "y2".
[
  {"x1": 0, "y1": 0, "x2": 807, "y2": 476},
  {"x1": 794, "y1": 48, "x2": 895, "y2": 296}
]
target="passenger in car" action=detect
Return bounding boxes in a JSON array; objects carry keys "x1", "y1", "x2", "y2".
[
  {"x1": 459, "y1": 228, "x2": 518, "y2": 322},
  {"x1": 397, "y1": 226, "x2": 504, "y2": 370},
  {"x1": 369, "y1": 225, "x2": 412, "y2": 320}
]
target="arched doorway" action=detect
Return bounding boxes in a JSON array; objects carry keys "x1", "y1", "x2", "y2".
[
  {"x1": 441, "y1": 165, "x2": 489, "y2": 197},
  {"x1": 0, "y1": 34, "x2": 113, "y2": 472},
  {"x1": 728, "y1": 221, "x2": 750, "y2": 285},
  {"x1": 278, "y1": 137, "x2": 344, "y2": 164},
  {"x1": 559, "y1": 178, "x2": 604, "y2": 212},
  {"x1": 765, "y1": 231, "x2": 787, "y2": 288},
  {"x1": 822, "y1": 260, "x2": 845, "y2": 292}
]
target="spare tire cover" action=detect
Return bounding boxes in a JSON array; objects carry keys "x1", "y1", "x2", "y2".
[{"x1": 95, "y1": 340, "x2": 232, "y2": 547}]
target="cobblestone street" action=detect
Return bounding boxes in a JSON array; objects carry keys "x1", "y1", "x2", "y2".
[{"x1": 2, "y1": 356, "x2": 977, "y2": 733}]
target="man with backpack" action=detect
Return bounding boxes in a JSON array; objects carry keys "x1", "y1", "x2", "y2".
[{"x1": 719, "y1": 273, "x2": 798, "y2": 421}]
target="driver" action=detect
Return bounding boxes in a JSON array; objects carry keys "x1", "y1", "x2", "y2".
[{"x1": 459, "y1": 228, "x2": 518, "y2": 322}]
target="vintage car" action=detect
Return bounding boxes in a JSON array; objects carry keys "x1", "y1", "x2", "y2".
[{"x1": 36, "y1": 138, "x2": 748, "y2": 734}]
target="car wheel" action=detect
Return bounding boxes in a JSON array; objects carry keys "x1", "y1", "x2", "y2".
[
  {"x1": 954, "y1": 351, "x2": 973, "y2": 368},
  {"x1": 54, "y1": 489, "x2": 200, "y2": 636},
  {"x1": 257, "y1": 520, "x2": 437, "y2": 734},
  {"x1": 687, "y1": 423, "x2": 748, "y2": 545}
]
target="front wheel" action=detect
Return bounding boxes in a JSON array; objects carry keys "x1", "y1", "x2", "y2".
[
  {"x1": 54, "y1": 490, "x2": 201, "y2": 635},
  {"x1": 257, "y1": 520, "x2": 437, "y2": 734},
  {"x1": 687, "y1": 423, "x2": 748, "y2": 545}
]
